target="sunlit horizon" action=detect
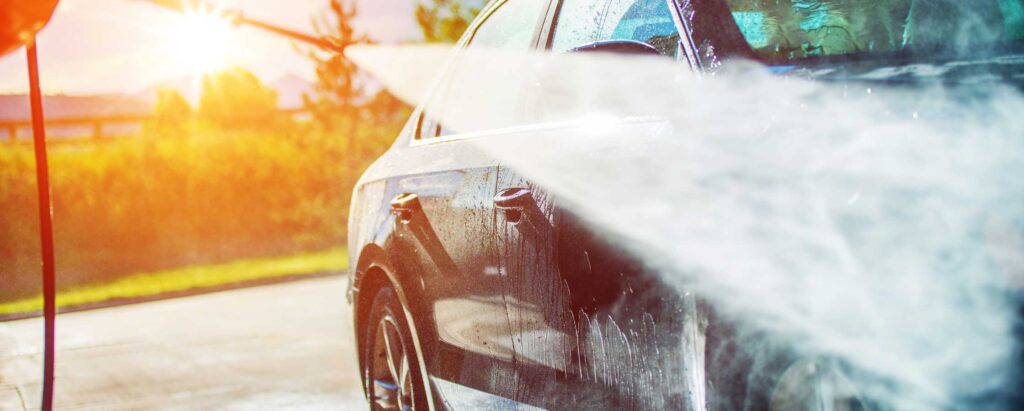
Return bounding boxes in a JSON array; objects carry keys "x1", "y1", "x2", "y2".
[
  {"x1": 0, "y1": 0, "x2": 421, "y2": 96},
  {"x1": 169, "y1": 2, "x2": 236, "y2": 78}
]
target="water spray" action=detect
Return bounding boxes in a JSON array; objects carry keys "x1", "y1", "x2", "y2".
[{"x1": 347, "y1": 44, "x2": 1024, "y2": 410}]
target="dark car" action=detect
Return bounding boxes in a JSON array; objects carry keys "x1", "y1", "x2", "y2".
[{"x1": 346, "y1": 0, "x2": 1024, "y2": 410}]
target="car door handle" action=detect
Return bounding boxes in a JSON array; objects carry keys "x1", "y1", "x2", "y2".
[
  {"x1": 494, "y1": 187, "x2": 532, "y2": 209},
  {"x1": 494, "y1": 187, "x2": 532, "y2": 224},
  {"x1": 390, "y1": 193, "x2": 420, "y2": 223}
]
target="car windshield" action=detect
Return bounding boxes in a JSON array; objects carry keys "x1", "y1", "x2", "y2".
[{"x1": 723, "y1": 0, "x2": 1024, "y2": 64}]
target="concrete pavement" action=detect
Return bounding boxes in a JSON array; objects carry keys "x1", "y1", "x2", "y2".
[{"x1": 0, "y1": 276, "x2": 367, "y2": 410}]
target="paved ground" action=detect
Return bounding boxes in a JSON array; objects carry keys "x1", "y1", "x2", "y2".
[{"x1": 0, "y1": 276, "x2": 367, "y2": 410}]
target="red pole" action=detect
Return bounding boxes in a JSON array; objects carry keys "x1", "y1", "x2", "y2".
[{"x1": 27, "y1": 37, "x2": 57, "y2": 411}]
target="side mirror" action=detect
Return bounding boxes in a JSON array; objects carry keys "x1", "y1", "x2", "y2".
[
  {"x1": 0, "y1": 0, "x2": 60, "y2": 56},
  {"x1": 568, "y1": 40, "x2": 662, "y2": 56}
]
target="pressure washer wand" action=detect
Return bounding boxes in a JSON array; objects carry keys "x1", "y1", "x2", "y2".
[
  {"x1": 142, "y1": 0, "x2": 343, "y2": 53},
  {"x1": 230, "y1": 12, "x2": 343, "y2": 53}
]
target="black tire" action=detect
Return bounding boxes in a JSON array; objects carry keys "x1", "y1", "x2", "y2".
[{"x1": 363, "y1": 286, "x2": 429, "y2": 411}]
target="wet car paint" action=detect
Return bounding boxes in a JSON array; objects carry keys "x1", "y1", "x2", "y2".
[
  {"x1": 341, "y1": 0, "x2": 767, "y2": 409},
  {"x1": 348, "y1": 121, "x2": 715, "y2": 409},
  {"x1": 346, "y1": 0, "x2": 1024, "y2": 410}
]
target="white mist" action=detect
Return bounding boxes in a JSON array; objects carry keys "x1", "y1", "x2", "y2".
[{"x1": 348, "y1": 45, "x2": 1024, "y2": 410}]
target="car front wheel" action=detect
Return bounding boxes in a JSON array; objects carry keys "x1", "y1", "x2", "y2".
[{"x1": 364, "y1": 286, "x2": 428, "y2": 411}]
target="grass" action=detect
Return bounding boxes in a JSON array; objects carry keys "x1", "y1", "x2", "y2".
[{"x1": 0, "y1": 248, "x2": 348, "y2": 317}]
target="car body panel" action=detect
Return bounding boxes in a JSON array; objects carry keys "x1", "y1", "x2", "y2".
[
  {"x1": 347, "y1": 0, "x2": 1024, "y2": 409},
  {"x1": 347, "y1": 0, "x2": 705, "y2": 408}
]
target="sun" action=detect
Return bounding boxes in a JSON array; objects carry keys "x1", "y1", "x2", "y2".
[{"x1": 169, "y1": 3, "x2": 235, "y2": 76}]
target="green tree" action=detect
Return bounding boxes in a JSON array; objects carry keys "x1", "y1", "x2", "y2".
[
  {"x1": 198, "y1": 68, "x2": 282, "y2": 130},
  {"x1": 415, "y1": 0, "x2": 486, "y2": 43},
  {"x1": 146, "y1": 88, "x2": 192, "y2": 136},
  {"x1": 305, "y1": 0, "x2": 368, "y2": 132},
  {"x1": 362, "y1": 87, "x2": 409, "y2": 125},
  {"x1": 305, "y1": 0, "x2": 413, "y2": 176}
]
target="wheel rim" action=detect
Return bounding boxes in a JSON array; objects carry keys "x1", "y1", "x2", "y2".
[
  {"x1": 769, "y1": 359, "x2": 868, "y2": 411},
  {"x1": 371, "y1": 315, "x2": 415, "y2": 411}
]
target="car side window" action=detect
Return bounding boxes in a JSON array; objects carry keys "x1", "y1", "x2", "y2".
[
  {"x1": 550, "y1": 0, "x2": 681, "y2": 56},
  {"x1": 417, "y1": 0, "x2": 548, "y2": 140},
  {"x1": 469, "y1": 0, "x2": 549, "y2": 49}
]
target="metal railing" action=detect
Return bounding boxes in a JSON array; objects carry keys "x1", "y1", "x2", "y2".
[
  {"x1": 1, "y1": 108, "x2": 310, "y2": 143},
  {"x1": 1, "y1": 114, "x2": 151, "y2": 142}
]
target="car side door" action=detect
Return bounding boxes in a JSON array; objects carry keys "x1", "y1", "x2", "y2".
[
  {"x1": 493, "y1": 0, "x2": 701, "y2": 408},
  {"x1": 385, "y1": 0, "x2": 556, "y2": 405}
]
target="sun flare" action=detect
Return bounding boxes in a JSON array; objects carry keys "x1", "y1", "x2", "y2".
[{"x1": 169, "y1": 3, "x2": 235, "y2": 76}]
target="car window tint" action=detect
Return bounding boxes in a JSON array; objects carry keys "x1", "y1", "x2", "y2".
[
  {"x1": 417, "y1": 113, "x2": 442, "y2": 140},
  {"x1": 723, "y1": 0, "x2": 1024, "y2": 64},
  {"x1": 551, "y1": 0, "x2": 681, "y2": 56},
  {"x1": 419, "y1": 0, "x2": 548, "y2": 139}
]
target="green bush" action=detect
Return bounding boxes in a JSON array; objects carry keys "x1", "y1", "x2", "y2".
[
  {"x1": 0, "y1": 119, "x2": 401, "y2": 302},
  {"x1": 199, "y1": 69, "x2": 286, "y2": 130}
]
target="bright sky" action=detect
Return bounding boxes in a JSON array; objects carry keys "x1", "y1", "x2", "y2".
[{"x1": 0, "y1": 0, "x2": 421, "y2": 95}]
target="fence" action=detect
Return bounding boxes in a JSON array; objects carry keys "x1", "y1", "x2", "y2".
[
  {"x1": 1, "y1": 109, "x2": 309, "y2": 143},
  {"x1": 1, "y1": 114, "x2": 151, "y2": 143}
]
